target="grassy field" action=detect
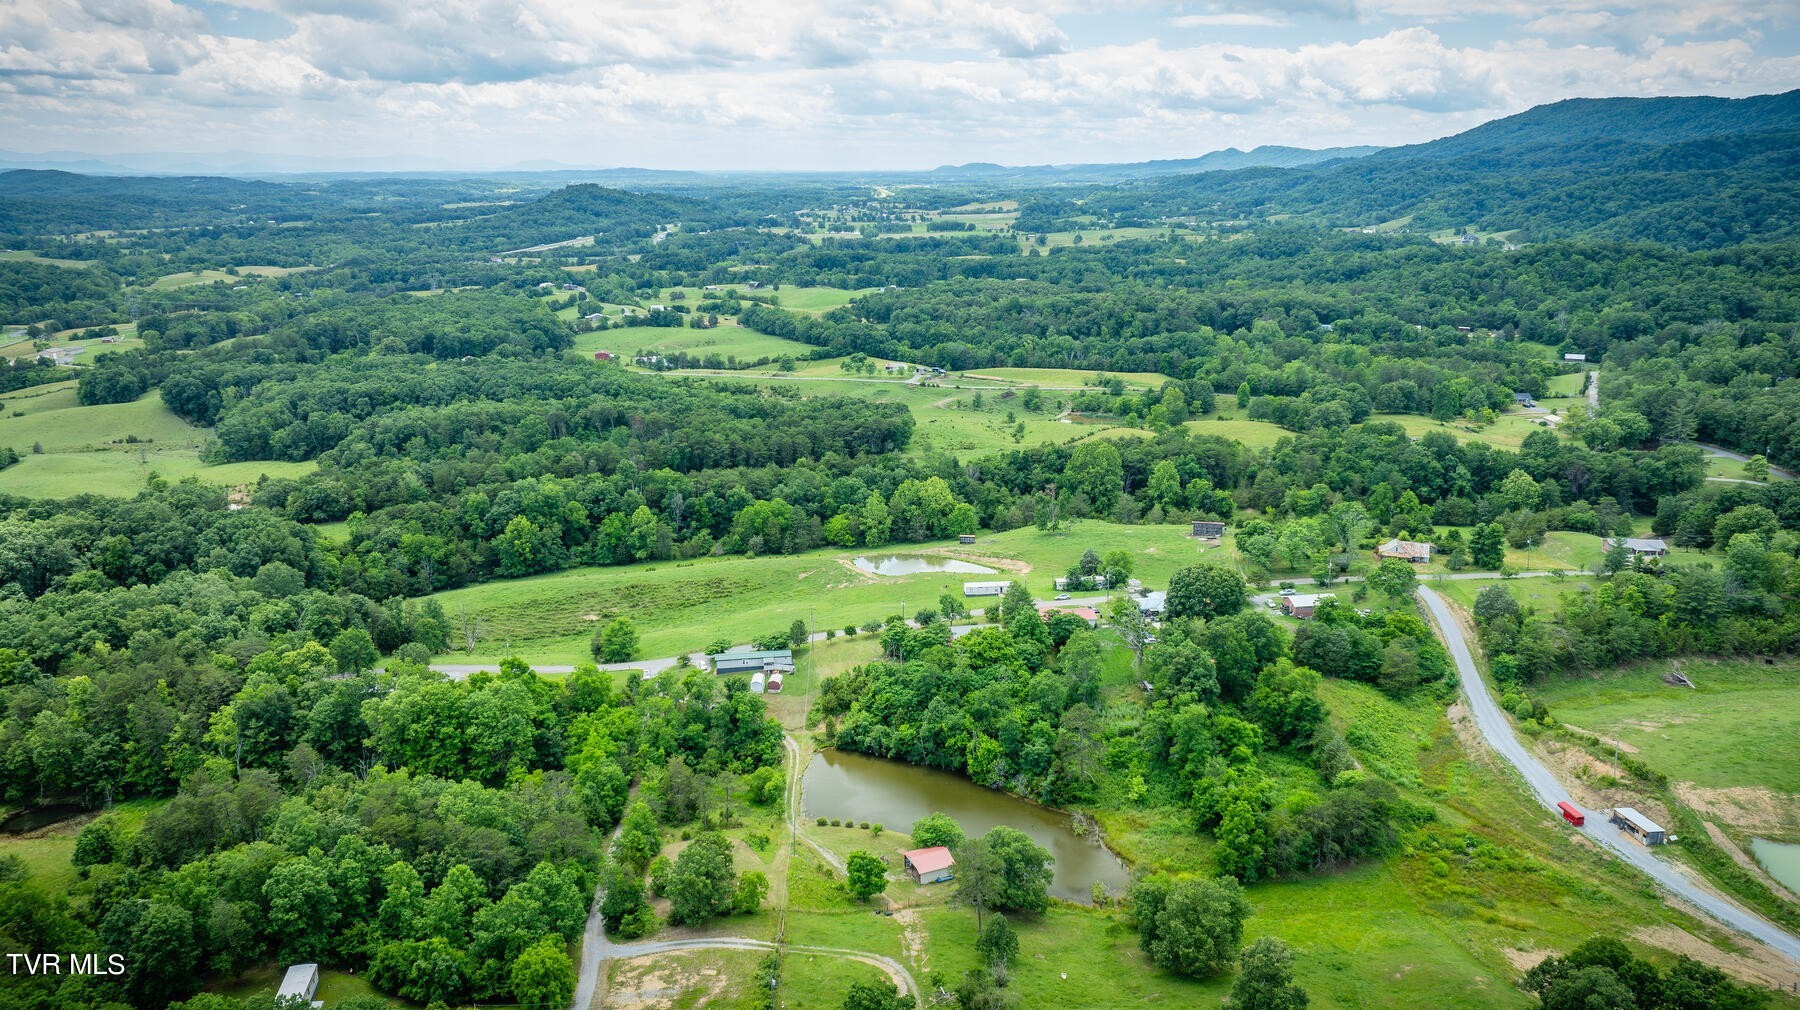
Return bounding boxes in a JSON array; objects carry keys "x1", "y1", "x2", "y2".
[
  {"x1": 0, "y1": 388, "x2": 314, "y2": 497},
  {"x1": 212, "y1": 964, "x2": 400, "y2": 1006},
  {"x1": 657, "y1": 372, "x2": 1128, "y2": 455},
  {"x1": 1530, "y1": 658, "x2": 1800, "y2": 795},
  {"x1": 147, "y1": 268, "x2": 240, "y2": 289},
  {"x1": 0, "y1": 250, "x2": 97, "y2": 269},
  {"x1": 593, "y1": 320, "x2": 819, "y2": 363},
  {"x1": 425, "y1": 522, "x2": 1213, "y2": 663},
  {"x1": 0, "y1": 391, "x2": 201, "y2": 453},
  {"x1": 1543, "y1": 371, "x2": 1588, "y2": 397},
  {"x1": 960, "y1": 367, "x2": 1173, "y2": 389},
  {"x1": 1185, "y1": 414, "x2": 1293, "y2": 450}
]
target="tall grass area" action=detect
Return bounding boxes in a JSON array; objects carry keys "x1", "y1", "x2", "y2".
[{"x1": 1531, "y1": 658, "x2": 1800, "y2": 795}]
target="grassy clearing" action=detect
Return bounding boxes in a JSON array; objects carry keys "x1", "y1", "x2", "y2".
[
  {"x1": 0, "y1": 250, "x2": 97, "y2": 269},
  {"x1": 659, "y1": 371, "x2": 1123, "y2": 456},
  {"x1": 0, "y1": 389, "x2": 315, "y2": 497},
  {"x1": 212, "y1": 964, "x2": 402, "y2": 1006},
  {"x1": 1185, "y1": 414, "x2": 1293, "y2": 450},
  {"x1": 1530, "y1": 658, "x2": 1800, "y2": 794},
  {"x1": 606, "y1": 322, "x2": 820, "y2": 363},
  {"x1": 0, "y1": 799, "x2": 162, "y2": 894},
  {"x1": 960, "y1": 367, "x2": 1173, "y2": 389},
  {"x1": 1543, "y1": 372, "x2": 1588, "y2": 397},
  {"x1": 0, "y1": 449, "x2": 316, "y2": 498},
  {"x1": 0, "y1": 392, "x2": 200, "y2": 454},
  {"x1": 147, "y1": 269, "x2": 241, "y2": 289},
  {"x1": 424, "y1": 523, "x2": 1210, "y2": 663}
]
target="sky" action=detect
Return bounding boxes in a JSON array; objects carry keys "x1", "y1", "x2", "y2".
[{"x1": 0, "y1": 0, "x2": 1796, "y2": 172}]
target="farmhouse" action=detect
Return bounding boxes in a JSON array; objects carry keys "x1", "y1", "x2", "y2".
[
  {"x1": 1281, "y1": 593, "x2": 1328, "y2": 619},
  {"x1": 900, "y1": 846, "x2": 956, "y2": 884},
  {"x1": 1610, "y1": 807, "x2": 1667, "y2": 845},
  {"x1": 276, "y1": 963, "x2": 320, "y2": 1006},
  {"x1": 710, "y1": 649, "x2": 793, "y2": 675},
  {"x1": 1037, "y1": 603, "x2": 1099, "y2": 625},
  {"x1": 1133, "y1": 591, "x2": 1168, "y2": 618},
  {"x1": 1604, "y1": 537, "x2": 1668, "y2": 557},
  {"x1": 1376, "y1": 538, "x2": 1433, "y2": 563},
  {"x1": 964, "y1": 581, "x2": 1011, "y2": 597},
  {"x1": 1191, "y1": 520, "x2": 1226, "y2": 538},
  {"x1": 1513, "y1": 392, "x2": 1535, "y2": 407}
]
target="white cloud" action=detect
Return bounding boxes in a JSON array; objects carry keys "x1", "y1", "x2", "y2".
[
  {"x1": 1170, "y1": 14, "x2": 1291, "y2": 27},
  {"x1": 0, "y1": 0, "x2": 1793, "y2": 169}
]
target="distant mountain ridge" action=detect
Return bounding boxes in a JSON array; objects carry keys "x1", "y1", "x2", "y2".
[{"x1": 925, "y1": 145, "x2": 1382, "y2": 182}]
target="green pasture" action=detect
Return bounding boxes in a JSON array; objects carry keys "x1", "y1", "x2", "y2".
[
  {"x1": 147, "y1": 268, "x2": 241, "y2": 289},
  {"x1": 0, "y1": 448, "x2": 316, "y2": 499},
  {"x1": 1542, "y1": 371, "x2": 1588, "y2": 397},
  {"x1": 0, "y1": 250, "x2": 97, "y2": 269},
  {"x1": 606, "y1": 321, "x2": 821, "y2": 363},
  {"x1": 0, "y1": 392, "x2": 200, "y2": 454},
  {"x1": 1529, "y1": 658, "x2": 1800, "y2": 795},
  {"x1": 425, "y1": 523, "x2": 1209, "y2": 663},
  {"x1": 961, "y1": 367, "x2": 1173, "y2": 389}
]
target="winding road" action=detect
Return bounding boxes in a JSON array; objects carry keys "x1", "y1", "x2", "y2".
[
  {"x1": 1417, "y1": 585, "x2": 1800, "y2": 969},
  {"x1": 568, "y1": 734, "x2": 924, "y2": 1010}
]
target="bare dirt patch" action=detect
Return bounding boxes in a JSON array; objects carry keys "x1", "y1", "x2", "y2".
[
  {"x1": 1674, "y1": 783, "x2": 1800, "y2": 838},
  {"x1": 604, "y1": 953, "x2": 738, "y2": 1010},
  {"x1": 893, "y1": 907, "x2": 928, "y2": 973},
  {"x1": 1537, "y1": 740, "x2": 1673, "y2": 827},
  {"x1": 1631, "y1": 924, "x2": 1800, "y2": 987},
  {"x1": 1503, "y1": 947, "x2": 1552, "y2": 972}
]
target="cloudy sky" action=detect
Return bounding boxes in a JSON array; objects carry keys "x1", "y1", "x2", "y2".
[{"x1": 1, "y1": 0, "x2": 1796, "y2": 171}]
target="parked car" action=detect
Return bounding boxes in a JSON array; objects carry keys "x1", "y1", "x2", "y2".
[
  {"x1": 1279, "y1": 588, "x2": 1297, "y2": 596},
  {"x1": 1054, "y1": 593, "x2": 1070, "y2": 600}
]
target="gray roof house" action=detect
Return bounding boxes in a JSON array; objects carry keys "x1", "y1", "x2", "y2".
[{"x1": 710, "y1": 649, "x2": 794, "y2": 675}]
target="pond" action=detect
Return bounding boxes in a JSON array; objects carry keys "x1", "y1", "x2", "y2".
[
  {"x1": 802, "y1": 749, "x2": 1130, "y2": 904},
  {"x1": 851, "y1": 555, "x2": 998, "y2": 577},
  {"x1": 0, "y1": 803, "x2": 86, "y2": 834},
  {"x1": 1750, "y1": 837, "x2": 1800, "y2": 894}
]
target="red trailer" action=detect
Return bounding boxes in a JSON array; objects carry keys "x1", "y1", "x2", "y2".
[{"x1": 1557, "y1": 801, "x2": 1585, "y2": 826}]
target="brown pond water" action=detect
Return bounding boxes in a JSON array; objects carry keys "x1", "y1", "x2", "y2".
[{"x1": 802, "y1": 748, "x2": 1131, "y2": 903}]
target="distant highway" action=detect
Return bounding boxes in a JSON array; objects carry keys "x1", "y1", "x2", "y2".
[{"x1": 1417, "y1": 586, "x2": 1800, "y2": 968}]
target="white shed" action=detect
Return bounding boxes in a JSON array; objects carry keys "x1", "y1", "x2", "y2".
[
  {"x1": 277, "y1": 963, "x2": 320, "y2": 1005},
  {"x1": 750, "y1": 671, "x2": 766, "y2": 694}
]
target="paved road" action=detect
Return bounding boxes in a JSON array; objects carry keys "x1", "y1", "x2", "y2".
[
  {"x1": 1417, "y1": 586, "x2": 1800, "y2": 968},
  {"x1": 1586, "y1": 369, "x2": 1599, "y2": 409}
]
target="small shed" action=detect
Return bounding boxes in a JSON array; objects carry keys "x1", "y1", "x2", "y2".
[
  {"x1": 1191, "y1": 520, "x2": 1225, "y2": 538},
  {"x1": 958, "y1": 534, "x2": 977, "y2": 545},
  {"x1": 964, "y1": 581, "x2": 1011, "y2": 597},
  {"x1": 1513, "y1": 392, "x2": 1535, "y2": 407},
  {"x1": 901, "y1": 846, "x2": 956, "y2": 884},
  {"x1": 749, "y1": 672, "x2": 766, "y2": 694},
  {"x1": 765, "y1": 671, "x2": 784, "y2": 694},
  {"x1": 710, "y1": 649, "x2": 793, "y2": 675},
  {"x1": 593, "y1": 350, "x2": 615, "y2": 361},
  {"x1": 277, "y1": 963, "x2": 320, "y2": 1005},
  {"x1": 1611, "y1": 807, "x2": 1667, "y2": 845}
]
